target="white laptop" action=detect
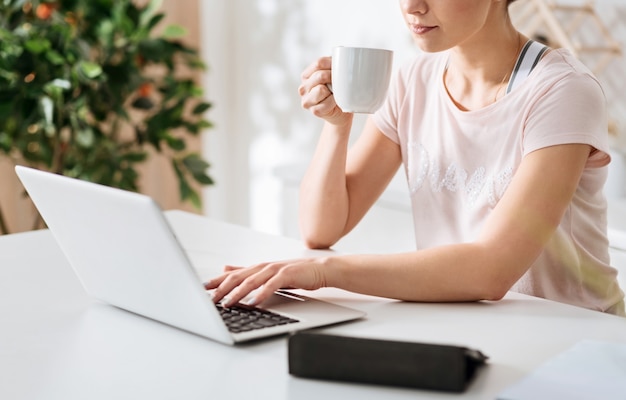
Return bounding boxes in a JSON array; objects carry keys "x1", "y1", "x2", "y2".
[{"x1": 15, "y1": 166, "x2": 365, "y2": 345}]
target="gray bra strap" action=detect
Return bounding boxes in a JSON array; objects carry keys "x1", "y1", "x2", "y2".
[{"x1": 506, "y1": 40, "x2": 549, "y2": 95}]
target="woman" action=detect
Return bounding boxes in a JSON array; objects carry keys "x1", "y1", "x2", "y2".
[{"x1": 206, "y1": 0, "x2": 625, "y2": 315}]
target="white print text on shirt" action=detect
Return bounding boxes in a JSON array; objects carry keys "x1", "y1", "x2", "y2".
[{"x1": 407, "y1": 142, "x2": 513, "y2": 207}]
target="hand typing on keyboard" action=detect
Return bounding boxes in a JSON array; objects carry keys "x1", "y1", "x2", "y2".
[{"x1": 204, "y1": 258, "x2": 329, "y2": 308}]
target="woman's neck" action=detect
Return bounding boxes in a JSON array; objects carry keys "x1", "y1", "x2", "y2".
[{"x1": 444, "y1": 25, "x2": 525, "y2": 111}]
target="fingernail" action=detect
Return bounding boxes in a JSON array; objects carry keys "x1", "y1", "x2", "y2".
[{"x1": 245, "y1": 297, "x2": 256, "y2": 306}]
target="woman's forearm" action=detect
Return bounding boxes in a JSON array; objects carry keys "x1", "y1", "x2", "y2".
[
  {"x1": 323, "y1": 242, "x2": 527, "y2": 302},
  {"x1": 298, "y1": 119, "x2": 354, "y2": 248}
]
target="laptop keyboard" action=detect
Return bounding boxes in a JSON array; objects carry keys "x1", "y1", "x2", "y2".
[{"x1": 216, "y1": 303, "x2": 299, "y2": 333}]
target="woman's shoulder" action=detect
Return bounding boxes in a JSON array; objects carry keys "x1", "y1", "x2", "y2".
[
  {"x1": 516, "y1": 47, "x2": 605, "y2": 107},
  {"x1": 534, "y1": 48, "x2": 601, "y2": 87}
]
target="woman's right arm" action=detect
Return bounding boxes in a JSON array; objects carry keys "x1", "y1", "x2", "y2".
[{"x1": 297, "y1": 57, "x2": 401, "y2": 249}]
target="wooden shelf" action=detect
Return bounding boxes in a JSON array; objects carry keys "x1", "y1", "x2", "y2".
[{"x1": 511, "y1": 0, "x2": 621, "y2": 75}]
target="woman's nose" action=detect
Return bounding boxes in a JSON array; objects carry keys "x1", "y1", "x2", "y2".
[{"x1": 399, "y1": 0, "x2": 428, "y2": 15}]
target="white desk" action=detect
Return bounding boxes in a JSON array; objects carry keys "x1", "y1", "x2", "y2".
[{"x1": 2, "y1": 210, "x2": 626, "y2": 400}]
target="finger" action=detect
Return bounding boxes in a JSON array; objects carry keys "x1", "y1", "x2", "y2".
[
  {"x1": 245, "y1": 260, "x2": 316, "y2": 306},
  {"x1": 309, "y1": 98, "x2": 342, "y2": 119},
  {"x1": 221, "y1": 264, "x2": 282, "y2": 307},
  {"x1": 299, "y1": 69, "x2": 332, "y2": 101},
  {"x1": 204, "y1": 278, "x2": 221, "y2": 290},
  {"x1": 245, "y1": 273, "x2": 288, "y2": 306},
  {"x1": 300, "y1": 56, "x2": 331, "y2": 81},
  {"x1": 301, "y1": 83, "x2": 333, "y2": 111},
  {"x1": 203, "y1": 265, "x2": 243, "y2": 290},
  {"x1": 211, "y1": 266, "x2": 262, "y2": 304}
]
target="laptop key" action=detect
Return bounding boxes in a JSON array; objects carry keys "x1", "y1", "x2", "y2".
[{"x1": 216, "y1": 303, "x2": 299, "y2": 333}]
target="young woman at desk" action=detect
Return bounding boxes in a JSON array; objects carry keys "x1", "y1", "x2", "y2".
[{"x1": 207, "y1": 0, "x2": 625, "y2": 316}]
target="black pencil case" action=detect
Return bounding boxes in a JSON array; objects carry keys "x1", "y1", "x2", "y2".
[{"x1": 288, "y1": 331, "x2": 488, "y2": 392}]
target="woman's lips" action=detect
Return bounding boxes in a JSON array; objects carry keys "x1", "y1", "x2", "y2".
[{"x1": 410, "y1": 24, "x2": 436, "y2": 35}]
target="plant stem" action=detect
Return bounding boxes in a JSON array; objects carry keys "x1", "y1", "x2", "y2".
[
  {"x1": 51, "y1": 99, "x2": 65, "y2": 175},
  {"x1": 0, "y1": 202, "x2": 9, "y2": 235},
  {"x1": 31, "y1": 211, "x2": 43, "y2": 231}
]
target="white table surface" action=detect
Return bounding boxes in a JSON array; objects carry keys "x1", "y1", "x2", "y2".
[{"x1": 2, "y1": 210, "x2": 626, "y2": 400}]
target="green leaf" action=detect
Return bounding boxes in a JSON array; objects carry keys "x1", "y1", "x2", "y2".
[
  {"x1": 173, "y1": 159, "x2": 190, "y2": 192},
  {"x1": 45, "y1": 50, "x2": 65, "y2": 65},
  {"x1": 182, "y1": 153, "x2": 209, "y2": 172},
  {"x1": 192, "y1": 172, "x2": 213, "y2": 185},
  {"x1": 162, "y1": 24, "x2": 187, "y2": 39},
  {"x1": 187, "y1": 190, "x2": 202, "y2": 210},
  {"x1": 179, "y1": 153, "x2": 213, "y2": 186},
  {"x1": 122, "y1": 152, "x2": 148, "y2": 163},
  {"x1": 0, "y1": 132, "x2": 12, "y2": 152},
  {"x1": 196, "y1": 120, "x2": 213, "y2": 129},
  {"x1": 174, "y1": 162, "x2": 202, "y2": 209},
  {"x1": 145, "y1": 13, "x2": 166, "y2": 32},
  {"x1": 24, "y1": 38, "x2": 51, "y2": 54},
  {"x1": 165, "y1": 135, "x2": 185, "y2": 151},
  {"x1": 78, "y1": 61, "x2": 103, "y2": 79},
  {"x1": 40, "y1": 96, "x2": 54, "y2": 125},
  {"x1": 43, "y1": 79, "x2": 71, "y2": 95},
  {"x1": 49, "y1": 79, "x2": 71, "y2": 90},
  {"x1": 140, "y1": 0, "x2": 164, "y2": 27},
  {"x1": 191, "y1": 102, "x2": 211, "y2": 115},
  {"x1": 76, "y1": 129, "x2": 95, "y2": 148},
  {"x1": 138, "y1": 39, "x2": 168, "y2": 61},
  {"x1": 97, "y1": 20, "x2": 115, "y2": 46}
]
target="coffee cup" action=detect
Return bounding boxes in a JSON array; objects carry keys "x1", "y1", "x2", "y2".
[{"x1": 330, "y1": 46, "x2": 393, "y2": 114}]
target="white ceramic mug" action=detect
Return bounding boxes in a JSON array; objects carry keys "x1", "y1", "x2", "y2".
[{"x1": 331, "y1": 46, "x2": 393, "y2": 114}]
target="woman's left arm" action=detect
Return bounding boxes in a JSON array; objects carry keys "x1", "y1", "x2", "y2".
[{"x1": 320, "y1": 143, "x2": 592, "y2": 302}]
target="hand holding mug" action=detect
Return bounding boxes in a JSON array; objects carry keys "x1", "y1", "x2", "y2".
[
  {"x1": 299, "y1": 56, "x2": 343, "y2": 122},
  {"x1": 299, "y1": 46, "x2": 394, "y2": 121}
]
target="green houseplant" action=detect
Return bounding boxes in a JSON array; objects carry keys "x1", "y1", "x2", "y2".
[{"x1": 0, "y1": 0, "x2": 213, "y2": 234}]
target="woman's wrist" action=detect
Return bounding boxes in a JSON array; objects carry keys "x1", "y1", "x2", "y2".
[
  {"x1": 320, "y1": 255, "x2": 347, "y2": 289},
  {"x1": 325, "y1": 112, "x2": 354, "y2": 131}
]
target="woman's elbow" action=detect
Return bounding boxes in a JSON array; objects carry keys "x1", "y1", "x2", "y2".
[
  {"x1": 303, "y1": 238, "x2": 333, "y2": 250},
  {"x1": 301, "y1": 231, "x2": 337, "y2": 249},
  {"x1": 477, "y1": 275, "x2": 517, "y2": 302},
  {"x1": 299, "y1": 225, "x2": 343, "y2": 250},
  {"x1": 481, "y1": 286, "x2": 508, "y2": 302}
]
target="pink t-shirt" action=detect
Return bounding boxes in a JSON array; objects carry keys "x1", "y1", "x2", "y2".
[{"x1": 373, "y1": 49, "x2": 625, "y2": 315}]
